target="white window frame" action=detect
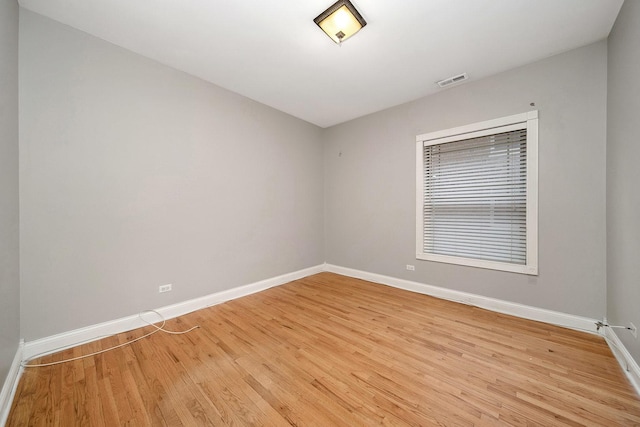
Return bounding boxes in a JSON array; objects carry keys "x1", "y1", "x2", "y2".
[{"x1": 416, "y1": 111, "x2": 538, "y2": 275}]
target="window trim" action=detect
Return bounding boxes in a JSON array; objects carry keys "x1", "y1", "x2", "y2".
[{"x1": 416, "y1": 111, "x2": 538, "y2": 275}]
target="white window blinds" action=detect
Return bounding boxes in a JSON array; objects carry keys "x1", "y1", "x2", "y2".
[
  {"x1": 422, "y1": 129, "x2": 527, "y2": 264},
  {"x1": 416, "y1": 111, "x2": 538, "y2": 275}
]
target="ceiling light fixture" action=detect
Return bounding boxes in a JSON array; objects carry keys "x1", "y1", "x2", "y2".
[{"x1": 314, "y1": 0, "x2": 367, "y2": 45}]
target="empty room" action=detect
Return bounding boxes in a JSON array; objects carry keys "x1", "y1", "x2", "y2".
[{"x1": 1, "y1": 0, "x2": 639, "y2": 425}]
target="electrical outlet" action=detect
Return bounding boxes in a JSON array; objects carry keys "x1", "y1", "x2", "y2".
[
  {"x1": 630, "y1": 322, "x2": 637, "y2": 339},
  {"x1": 406, "y1": 264, "x2": 415, "y2": 271},
  {"x1": 159, "y1": 284, "x2": 172, "y2": 293}
]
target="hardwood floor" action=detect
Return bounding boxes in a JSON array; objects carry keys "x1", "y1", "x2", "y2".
[{"x1": 7, "y1": 272, "x2": 640, "y2": 426}]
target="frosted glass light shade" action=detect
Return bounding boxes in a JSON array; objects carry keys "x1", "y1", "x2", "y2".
[{"x1": 314, "y1": 0, "x2": 367, "y2": 44}]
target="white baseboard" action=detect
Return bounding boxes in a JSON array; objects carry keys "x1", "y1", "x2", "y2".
[
  {"x1": 0, "y1": 340, "x2": 24, "y2": 427},
  {"x1": 324, "y1": 264, "x2": 600, "y2": 334},
  {"x1": 604, "y1": 327, "x2": 640, "y2": 395},
  {"x1": 23, "y1": 264, "x2": 324, "y2": 361}
]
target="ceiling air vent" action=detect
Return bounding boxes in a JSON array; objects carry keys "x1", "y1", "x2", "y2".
[{"x1": 436, "y1": 73, "x2": 469, "y2": 88}]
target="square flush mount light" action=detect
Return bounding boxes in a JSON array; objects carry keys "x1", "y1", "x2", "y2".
[{"x1": 314, "y1": 0, "x2": 367, "y2": 45}]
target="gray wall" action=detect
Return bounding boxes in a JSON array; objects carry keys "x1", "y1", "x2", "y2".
[
  {"x1": 607, "y1": 0, "x2": 640, "y2": 364},
  {"x1": 324, "y1": 42, "x2": 608, "y2": 319},
  {"x1": 13, "y1": 6, "x2": 628, "y2": 352},
  {"x1": 19, "y1": 10, "x2": 324, "y2": 341},
  {"x1": 0, "y1": 0, "x2": 20, "y2": 385}
]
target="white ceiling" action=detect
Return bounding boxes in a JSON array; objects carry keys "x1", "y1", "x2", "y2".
[{"x1": 18, "y1": 0, "x2": 623, "y2": 128}]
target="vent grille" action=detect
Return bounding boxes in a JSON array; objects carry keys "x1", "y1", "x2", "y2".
[{"x1": 436, "y1": 73, "x2": 469, "y2": 88}]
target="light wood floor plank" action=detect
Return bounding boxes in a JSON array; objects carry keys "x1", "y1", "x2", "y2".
[{"x1": 7, "y1": 272, "x2": 640, "y2": 425}]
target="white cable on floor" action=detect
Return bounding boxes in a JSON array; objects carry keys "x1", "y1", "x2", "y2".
[{"x1": 20, "y1": 310, "x2": 199, "y2": 368}]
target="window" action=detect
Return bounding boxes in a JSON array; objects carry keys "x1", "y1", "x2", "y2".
[{"x1": 416, "y1": 111, "x2": 538, "y2": 275}]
